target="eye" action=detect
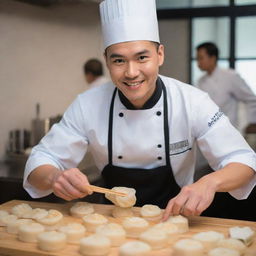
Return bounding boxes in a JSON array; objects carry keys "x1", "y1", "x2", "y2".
[
  {"x1": 113, "y1": 58, "x2": 125, "y2": 64},
  {"x1": 138, "y1": 55, "x2": 148, "y2": 61}
]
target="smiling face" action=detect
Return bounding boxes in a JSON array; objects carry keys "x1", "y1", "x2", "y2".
[{"x1": 105, "y1": 40, "x2": 164, "y2": 109}]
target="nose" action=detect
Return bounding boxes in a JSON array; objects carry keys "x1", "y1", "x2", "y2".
[{"x1": 125, "y1": 61, "x2": 140, "y2": 79}]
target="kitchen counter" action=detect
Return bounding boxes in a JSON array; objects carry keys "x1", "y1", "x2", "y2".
[{"x1": 0, "y1": 200, "x2": 256, "y2": 256}]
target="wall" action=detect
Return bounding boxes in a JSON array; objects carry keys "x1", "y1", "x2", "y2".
[
  {"x1": 159, "y1": 19, "x2": 190, "y2": 83},
  {"x1": 0, "y1": 0, "x2": 105, "y2": 160}
]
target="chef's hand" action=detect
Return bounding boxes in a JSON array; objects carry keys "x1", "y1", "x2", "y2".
[
  {"x1": 51, "y1": 168, "x2": 93, "y2": 201},
  {"x1": 163, "y1": 176, "x2": 216, "y2": 220}
]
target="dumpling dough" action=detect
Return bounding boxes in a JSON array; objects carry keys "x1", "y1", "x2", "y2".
[
  {"x1": 82, "y1": 213, "x2": 108, "y2": 232},
  {"x1": 7, "y1": 218, "x2": 33, "y2": 234},
  {"x1": 119, "y1": 241, "x2": 151, "y2": 256},
  {"x1": 152, "y1": 222, "x2": 179, "y2": 244},
  {"x1": 122, "y1": 217, "x2": 149, "y2": 238},
  {"x1": 217, "y1": 238, "x2": 246, "y2": 254},
  {"x1": 70, "y1": 202, "x2": 94, "y2": 218},
  {"x1": 173, "y1": 238, "x2": 204, "y2": 256},
  {"x1": 96, "y1": 223, "x2": 126, "y2": 247},
  {"x1": 58, "y1": 222, "x2": 86, "y2": 244},
  {"x1": 139, "y1": 227, "x2": 168, "y2": 249},
  {"x1": 208, "y1": 247, "x2": 240, "y2": 256},
  {"x1": 37, "y1": 209, "x2": 63, "y2": 230},
  {"x1": 80, "y1": 234, "x2": 111, "y2": 256},
  {"x1": 140, "y1": 204, "x2": 163, "y2": 221},
  {"x1": 112, "y1": 206, "x2": 134, "y2": 219},
  {"x1": 166, "y1": 215, "x2": 189, "y2": 233},
  {"x1": 37, "y1": 231, "x2": 66, "y2": 252},
  {"x1": 192, "y1": 231, "x2": 225, "y2": 251},
  {"x1": 18, "y1": 222, "x2": 45, "y2": 242},
  {"x1": 105, "y1": 187, "x2": 136, "y2": 208},
  {"x1": 11, "y1": 203, "x2": 33, "y2": 218},
  {"x1": 0, "y1": 214, "x2": 18, "y2": 227},
  {"x1": 229, "y1": 226, "x2": 255, "y2": 246}
]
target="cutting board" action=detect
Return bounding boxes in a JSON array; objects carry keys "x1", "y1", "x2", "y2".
[{"x1": 0, "y1": 200, "x2": 255, "y2": 256}]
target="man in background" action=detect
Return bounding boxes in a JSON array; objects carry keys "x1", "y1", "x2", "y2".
[
  {"x1": 196, "y1": 42, "x2": 256, "y2": 131},
  {"x1": 83, "y1": 58, "x2": 109, "y2": 88}
]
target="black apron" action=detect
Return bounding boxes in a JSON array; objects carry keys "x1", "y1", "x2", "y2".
[{"x1": 101, "y1": 79, "x2": 180, "y2": 208}]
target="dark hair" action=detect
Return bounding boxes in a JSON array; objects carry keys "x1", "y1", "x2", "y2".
[
  {"x1": 83, "y1": 58, "x2": 103, "y2": 76},
  {"x1": 196, "y1": 42, "x2": 219, "y2": 60},
  {"x1": 104, "y1": 41, "x2": 161, "y2": 57}
]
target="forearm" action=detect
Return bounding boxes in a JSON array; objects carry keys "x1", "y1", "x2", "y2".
[
  {"x1": 27, "y1": 164, "x2": 61, "y2": 191},
  {"x1": 199, "y1": 162, "x2": 255, "y2": 193}
]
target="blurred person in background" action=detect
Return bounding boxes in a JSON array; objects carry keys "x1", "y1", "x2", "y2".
[
  {"x1": 84, "y1": 58, "x2": 109, "y2": 88},
  {"x1": 196, "y1": 42, "x2": 256, "y2": 132}
]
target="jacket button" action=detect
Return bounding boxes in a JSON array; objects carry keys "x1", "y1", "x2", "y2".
[
  {"x1": 157, "y1": 156, "x2": 162, "y2": 160},
  {"x1": 156, "y1": 111, "x2": 161, "y2": 116},
  {"x1": 119, "y1": 112, "x2": 124, "y2": 117},
  {"x1": 157, "y1": 144, "x2": 162, "y2": 148},
  {"x1": 118, "y1": 155, "x2": 123, "y2": 159}
]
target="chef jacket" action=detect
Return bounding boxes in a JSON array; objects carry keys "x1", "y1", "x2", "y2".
[
  {"x1": 24, "y1": 75, "x2": 256, "y2": 200},
  {"x1": 88, "y1": 75, "x2": 110, "y2": 89},
  {"x1": 197, "y1": 67, "x2": 256, "y2": 128}
]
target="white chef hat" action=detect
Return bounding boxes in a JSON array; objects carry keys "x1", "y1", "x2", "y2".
[{"x1": 99, "y1": 0, "x2": 160, "y2": 49}]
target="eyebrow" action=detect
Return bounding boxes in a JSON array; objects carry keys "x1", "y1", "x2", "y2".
[{"x1": 109, "y1": 49, "x2": 150, "y2": 59}]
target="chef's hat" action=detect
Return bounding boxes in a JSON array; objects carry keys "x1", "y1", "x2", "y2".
[{"x1": 99, "y1": 0, "x2": 160, "y2": 49}]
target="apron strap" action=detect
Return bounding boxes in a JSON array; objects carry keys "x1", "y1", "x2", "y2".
[{"x1": 108, "y1": 88, "x2": 117, "y2": 165}]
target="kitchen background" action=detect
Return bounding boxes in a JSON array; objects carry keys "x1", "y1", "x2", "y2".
[{"x1": 0, "y1": 0, "x2": 256, "y2": 203}]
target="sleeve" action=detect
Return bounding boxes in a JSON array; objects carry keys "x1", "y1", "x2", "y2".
[
  {"x1": 23, "y1": 95, "x2": 89, "y2": 198},
  {"x1": 192, "y1": 92, "x2": 256, "y2": 200},
  {"x1": 230, "y1": 72, "x2": 256, "y2": 123}
]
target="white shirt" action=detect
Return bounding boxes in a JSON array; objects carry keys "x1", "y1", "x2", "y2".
[
  {"x1": 24, "y1": 75, "x2": 256, "y2": 200},
  {"x1": 197, "y1": 67, "x2": 256, "y2": 127},
  {"x1": 88, "y1": 76, "x2": 110, "y2": 89}
]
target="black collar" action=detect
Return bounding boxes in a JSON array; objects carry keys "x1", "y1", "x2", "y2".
[{"x1": 118, "y1": 77, "x2": 163, "y2": 110}]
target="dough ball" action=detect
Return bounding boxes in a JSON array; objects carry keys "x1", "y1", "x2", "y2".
[
  {"x1": 70, "y1": 202, "x2": 94, "y2": 218},
  {"x1": 105, "y1": 187, "x2": 136, "y2": 208}
]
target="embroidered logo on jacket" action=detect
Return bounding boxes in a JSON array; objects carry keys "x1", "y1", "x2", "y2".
[
  {"x1": 169, "y1": 140, "x2": 191, "y2": 155},
  {"x1": 208, "y1": 110, "x2": 224, "y2": 127}
]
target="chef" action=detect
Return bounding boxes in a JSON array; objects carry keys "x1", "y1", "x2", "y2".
[
  {"x1": 196, "y1": 42, "x2": 256, "y2": 129},
  {"x1": 24, "y1": 0, "x2": 256, "y2": 220}
]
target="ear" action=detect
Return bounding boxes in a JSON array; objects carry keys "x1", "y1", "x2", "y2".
[
  {"x1": 103, "y1": 50, "x2": 109, "y2": 69},
  {"x1": 158, "y1": 44, "x2": 165, "y2": 67}
]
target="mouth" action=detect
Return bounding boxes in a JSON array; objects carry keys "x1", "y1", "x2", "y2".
[{"x1": 123, "y1": 80, "x2": 144, "y2": 89}]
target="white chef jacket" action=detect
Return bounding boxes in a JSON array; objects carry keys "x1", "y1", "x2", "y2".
[
  {"x1": 197, "y1": 67, "x2": 256, "y2": 128},
  {"x1": 24, "y1": 75, "x2": 256, "y2": 200},
  {"x1": 88, "y1": 76, "x2": 110, "y2": 89}
]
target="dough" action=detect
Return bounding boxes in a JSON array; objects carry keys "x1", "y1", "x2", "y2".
[
  {"x1": 18, "y1": 222, "x2": 45, "y2": 243},
  {"x1": 119, "y1": 241, "x2": 151, "y2": 256},
  {"x1": 82, "y1": 213, "x2": 108, "y2": 232},
  {"x1": 140, "y1": 204, "x2": 163, "y2": 221},
  {"x1": 70, "y1": 202, "x2": 94, "y2": 218},
  {"x1": 139, "y1": 227, "x2": 168, "y2": 249},
  {"x1": 58, "y1": 222, "x2": 86, "y2": 244},
  {"x1": 208, "y1": 247, "x2": 240, "y2": 256},
  {"x1": 105, "y1": 187, "x2": 136, "y2": 208},
  {"x1": 0, "y1": 214, "x2": 18, "y2": 227},
  {"x1": 37, "y1": 209, "x2": 63, "y2": 230},
  {"x1": 229, "y1": 226, "x2": 255, "y2": 246},
  {"x1": 152, "y1": 222, "x2": 179, "y2": 244},
  {"x1": 23, "y1": 208, "x2": 48, "y2": 220},
  {"x1": 7, "y1": 218, "x2": 33, "y2": 234},
  {"x1": 166, "y1": 215, "x2": 189, "y2": 233},
  {"x1": 217, "y1": 238, "x2": 246, "y2": 254},
  {"x1": 37, "y1": 231, "x2": 66, "y2": 251},
  {"x1": 80, "y1": 234, "x2": 111, "y2": 256},
  {"x1": 122, "y1": 217, "x2": 149, "y2": 238},
  {"x1": 96, "y1": 223, "x2": 126, "y2": 247},
  {"x1": 173, "y1": 238, "x2": 204, "y2": 256},
  {"x1": 112, "y1": 206, "x2": 134, "y2": 218},
  {"x1": 192, "y1": 231, "x2": 225, "y2": 251},
  {"x1": 11, "y1": 203, "x2": 33, "y2": 218},
  {"x1": 0, "y1": 210, "x2": 10, "y2": 226}
]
